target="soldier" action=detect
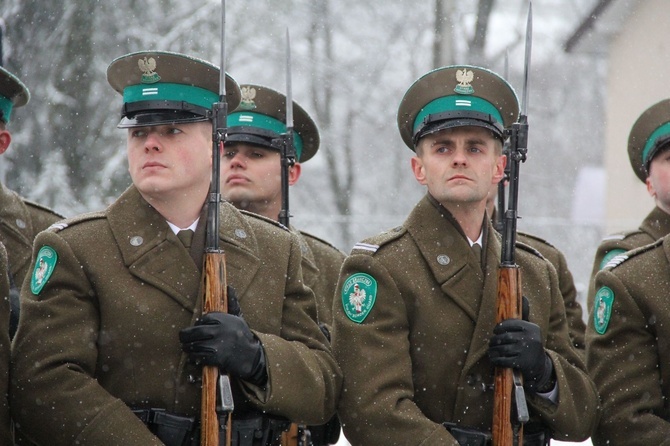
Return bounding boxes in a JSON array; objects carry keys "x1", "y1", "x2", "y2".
[
  {"x1": 221, "y1": 84, "x2": 344, "y2": 446},
  {"x1": 486, "y1": 185, "x2": 586, "y2": 353},
  {"x1": 222, "y1": 84, "x2": 345, "y2": 332},
  {"x1": 332, "y1": 65, "x2": 599, "y2": 445},
  {"x1": 0, "y1": 66, "x2": 63, "y2": 336},
  {"x1": 586, "y1": 99, "x2": 670, "y2": 310},
  {"x1": 10, "y1": 51, "x2": 341, "y2": 446},
  {"x1": 587, "y1": 233, "x2": 670, "y2": 444}
]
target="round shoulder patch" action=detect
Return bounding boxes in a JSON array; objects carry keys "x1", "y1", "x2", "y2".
[
  {"x1": 593, "y1": 286, "x2": 614, "y2": 335},
  {"x1": 341, "y1": 273, "x2": 377, "y2": 323},
  {"x1": 599, "y1": 248, "x2": 626, "y2": 270},
  {"x1": 31, "y1": 246, "x2": 58, "y2": 295}
]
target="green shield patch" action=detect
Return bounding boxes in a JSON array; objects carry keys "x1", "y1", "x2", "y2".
[
  {"x1": 31, "y1": 246, "x2": 58, "y2": 295},
  {"x1": 342, "y1": 273, "x2": 377, "y2": 323},
  {"x1": 593, "y1": 286, "x2": 614, "y2": 335}
]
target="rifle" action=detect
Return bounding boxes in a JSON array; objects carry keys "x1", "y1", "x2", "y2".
[
  {"x1": 279, "y1": 28, "x2": 296, "y2": 227},
  {"x1": 201, "y1": 0, "x2": 234, "y2": 445},
  {"x1": 492, "y1": 3, "x2": 532, "y2": 446}
]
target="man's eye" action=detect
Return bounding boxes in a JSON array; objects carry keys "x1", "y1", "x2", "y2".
[
  {"x1": 167, "y1": 127, "x2": 182, "y2": 135},
  {"x1": 224, "y1": 151, "x2": 236, "y2": 158},
  {"x1": 131, "y1": 130, "x2": 146, "y2": 137}
]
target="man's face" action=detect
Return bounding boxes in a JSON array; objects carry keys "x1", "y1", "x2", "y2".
[
  {"x1": 411, "y1": 126, "x2": 505, "y2": 207},
  {"x1": 221, "y1": 143, "x2": 283, "y2": 210},
  {"x1": 646, "y1": 148, "x2": 670, "y2": 211},
  {"x1": 127, "y1": 122, "x2": 212, "y2": 201}
]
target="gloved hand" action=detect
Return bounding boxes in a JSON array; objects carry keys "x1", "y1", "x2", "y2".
[
  {"x1": 179, "y1": 309, "x2": 267, "y2": 387},
  {"x1": 488, "y1": 318, "x2": 555, "y2": 393}
]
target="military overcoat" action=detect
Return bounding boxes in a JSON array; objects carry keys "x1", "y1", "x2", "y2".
[
  {"x1": 586, "y1": 205, "x2": 670, "y2": 310},
  {"x1": 296, "y1": 230, "x2": 345, "y2": 331},
  {"x1": 332, "y1": 195, "x2": 599, "y2": 445},
  {"x1": 0, "y1": 182, "x2": 62, "y2": 286},
  {"x1": 0, "y1": 243, "x2": 11, "y2": 445},
  {"x1": 10, "y1": 186, "x2": 341, "y2": 445},
  {"x1": 517, "y1": 232, "x2": 586, "y2": 353},
  {"x1": 587, "y1": 235, "x2": 670, "y2": 445}
]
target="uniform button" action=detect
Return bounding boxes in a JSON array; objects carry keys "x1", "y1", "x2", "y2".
[
  {"x1": 437, "y1": 254, "x2": 450, "y2": 265},
  {"x1": 234, "y1": 228, "x2": 247, "y2": 239},
  {"x1": 16, "y1": 219, "x2": 26, "y2": 229},
  {"x1": 130, "y1": 236, "x2": 144, "y2": 246}
]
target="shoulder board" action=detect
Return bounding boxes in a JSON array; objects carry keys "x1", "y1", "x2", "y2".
[
  {"x1": 515, "y1": 240, "x2": 545, "y2": 260},
  {"x1": 23, "y1": 198, "x2": 65, "y2": 218},
  {"x1": 46, "y1": 211, "x2": 106, "y2": 233},
  {"x1": 517, "y1": 231, "x2": 554, "y2": 248},
  {"x1": 604, "y1": 238, "x2": 664, "y2": 270},
  {"x1": 298, "y1": 230, "x2": 344, "y2": 253},
  {"x1": 350, "y1": 226, "x2": 405, "y2": 255},
  {"x1": 239, "y1": 209, "x2": 289, "y2": 231},
  {"x1": 600, "y1": 229, "x2": 642, "y2": 243}
]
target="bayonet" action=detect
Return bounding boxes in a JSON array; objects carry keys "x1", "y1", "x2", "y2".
[{"x1": 279, "y1": 28, "x2": 296, "y2": 227}]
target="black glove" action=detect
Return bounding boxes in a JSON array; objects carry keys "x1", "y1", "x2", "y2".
[
  {"x1": 179, "y1": 311, "x2": 268, "y2": 387},
  {"x1": 488, "y1": 318, "x2": 555, "y2": 393}
]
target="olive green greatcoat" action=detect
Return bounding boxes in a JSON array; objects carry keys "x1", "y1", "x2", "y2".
[
  {"x1": 587, "y1": 236, "x2": 670, "y2": 445},
  {"x1": 586, "y1": 206, "x2": 670, "y2": 310},
  {"x1": 0, "y1": 182, "x2": 62, "y2": 286},
  {"x1": 10, "y1": 186, "x2": 341, "y2": 446},
  {"x1": 332, "y1": 195, "x2": 599, "y2": 446},
  {"x1": 517, "y1": 232, "x2": 586, "y2": 353},
  {"x1": 0, "y1": 243, "x2": 11, "y2": 445},
  {"x1": 296, "y1": 230, "x2": 345, "y2": 331}
]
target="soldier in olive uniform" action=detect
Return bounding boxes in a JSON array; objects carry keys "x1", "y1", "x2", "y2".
[
  {"x1": 0, "y1": 67, "x2": 63, "y2": 336},
  {"x1": 487, "y1": 187, "x2": 586, "y2": 353},
  {"x1": 10, "y1": 51, "x2": 341, "y2": 446},
  {"x1": 586, "y1": 99, "x2": 670, "y2": 310},
  {"x1": 221, "y1": 84, "x2": 344, "y2": 445},
  {"x1": 587, "y1": 235, "x2": 670, "y2": 444},
  {"x1": 0, "y1": 243, "x2": 11, "y2": 445},
  {"x1": 332, "y1": 65, "x2": 599, "y2": 445},
  {"x1": 222, "y1": 84, "x2": 345, "y2": 331}
]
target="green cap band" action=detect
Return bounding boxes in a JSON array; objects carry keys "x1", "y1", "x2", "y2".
[
  {"x1": 0, "y1": 96, "x2": 13, "y2": 123},
  {"x1": 413, "y1": 95, "x2": 504, "y2": 134},
  {"x1": 123, "y1": 83, "x2": 219, "y2": 111},
  {"x1": 642, "y1": 121, "x2": 670, "y2": 166},
  {"x1": 228, "y1": 111, "x2": 304, "y2": 159}
]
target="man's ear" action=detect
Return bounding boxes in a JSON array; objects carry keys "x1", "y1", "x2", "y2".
[
  {"x1": 411, "y1": 156, "x2": 427, "y2": 185},
  {"x1": 0, "y1": 130, "x2": 11, "y2": 155},
  {"x1": 288, "y1": 162, "x2": 302, "y2": 186}
]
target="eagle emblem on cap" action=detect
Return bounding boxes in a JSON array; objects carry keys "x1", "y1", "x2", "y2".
[
  {"x1": 239, "y1": 86, "x2": 257, "y2": 110},
  {"x1": 454, "y1": 68, "x2": 474, "y2": 94},
  {"x1": 138, "y1": 57, "x2": 161, "y2": 84}
]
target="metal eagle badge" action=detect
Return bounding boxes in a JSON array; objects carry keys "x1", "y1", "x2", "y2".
[
  {"x1": 342, "y1": 273, "x2": 377, "y2": 323},
  {"x1": 138, "y1": 57, "x2": 161, "y2": 84},
  {"x1": 239, "y1": 86, "x2": 257, "y2": 110},
  {"x1": 454, "y1": 68, "x2": 474, "y2": 95}
]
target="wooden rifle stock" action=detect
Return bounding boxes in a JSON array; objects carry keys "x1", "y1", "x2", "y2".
[
  {"x1": 492, "y1": 266, "x2": 523, "y2": 446},
  {"x1": 200, "y1": 249, "x2": 230, "y2": 446}
]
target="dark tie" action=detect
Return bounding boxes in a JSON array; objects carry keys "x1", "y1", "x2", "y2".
[
  {"x1": 472, "y1": 243, "x2": 482, "y2": 262},
  {"x1": 177, "y1": 229, "x2": 194, "y2": 249}
]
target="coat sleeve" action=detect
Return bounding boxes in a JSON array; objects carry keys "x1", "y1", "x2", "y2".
[
  {"x1": 10, "y1": 231, "x2": 162, "y2": 446},
  {"x1": 332, "y1": 253, "x2": 458, "y2": 446},
  {"x1": 587, "y1": 268, "x2": 670, "y2": 446},
  {"x1": 242, "y1": 231, "x2": 342, "y2": 425}
]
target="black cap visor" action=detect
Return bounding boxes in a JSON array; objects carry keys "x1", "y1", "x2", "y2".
[
  {"x1": 118, "y1": 100, "x2": 211, "y2": 129},
  {"x1": 225, "y1": 126, "x2": 283, "y2": 151},
  {"x1": 413, "y1": 110, "x2": 505, "y2": 147}
]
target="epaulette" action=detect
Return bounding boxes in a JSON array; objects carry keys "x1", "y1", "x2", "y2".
[
  {"x1": 600, "y1": 229, "x2": 643, "y2": 243},
  {"x1": 298, "y1": 230, "x2": 344, "y2": 254},
  {"x1": 603, "y1": 238, "x2": 663, "y2": 271},
  {"x1": 46, "y1": 211, "x2": 106, "y2": 233},
  {"x1": 517, "y1": 231, "x2": 554, "y2": 249},
  {"x1": 350, "y1": 226, "x2": 405, "y2": 255},
  {"x1": 515, "y1": 240, "x2": 545, "y2": 260},
  {"x1": 23, "y1": 198, "x2": 65, "y2": 219},
  {"x1": 239, "y1": 209, "x2": 289, "y2": 231}
]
